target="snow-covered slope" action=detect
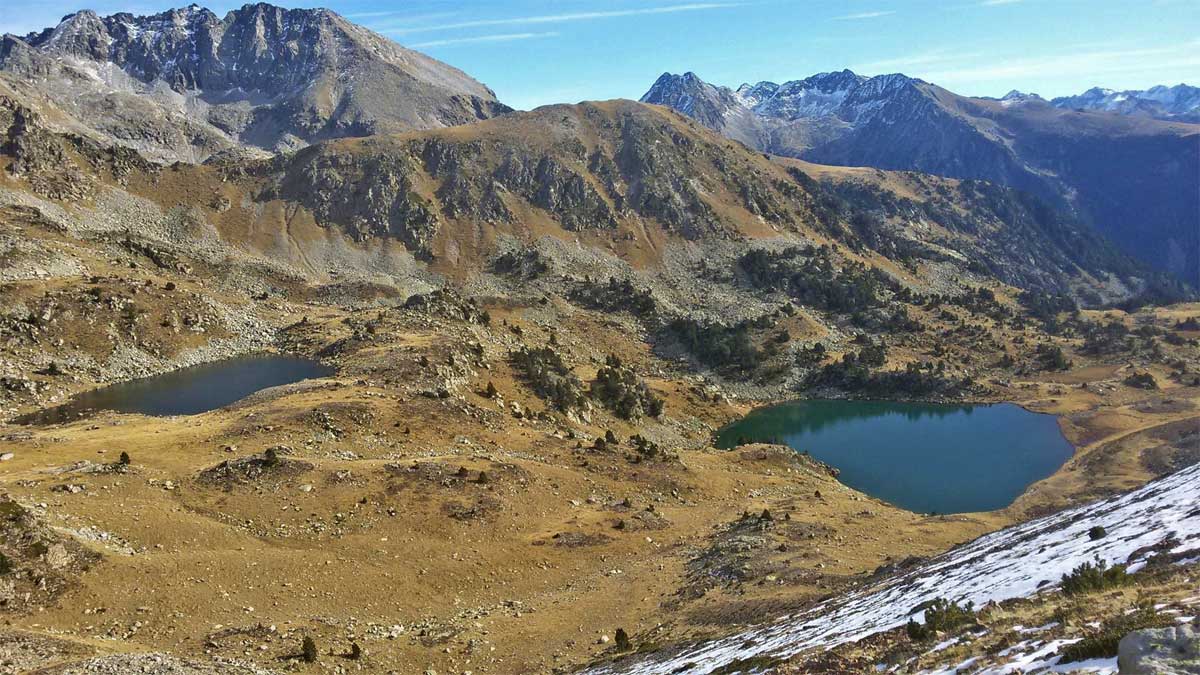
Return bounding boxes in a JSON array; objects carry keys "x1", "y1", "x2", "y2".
[{"x1": 589, "y1": 462, "x2": 1200, "y2": 674}]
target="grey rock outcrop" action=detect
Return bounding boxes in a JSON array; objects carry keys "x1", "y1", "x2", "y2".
[{"x1": 1119, "y1": 624, "x2": 1200, "y2": 674}]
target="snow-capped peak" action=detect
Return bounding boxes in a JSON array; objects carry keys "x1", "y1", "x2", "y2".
[{"x1": 1051, "y1": 82, "x2": 1200, "y2": 121}]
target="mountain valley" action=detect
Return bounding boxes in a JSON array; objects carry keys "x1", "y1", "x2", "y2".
[{"x1": 0, "y1": 5, "x2": 1197, "y2": 675}]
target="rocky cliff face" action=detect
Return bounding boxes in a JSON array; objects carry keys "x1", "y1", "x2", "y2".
[
  {"x1": 642, "y1": 70, "x2": 1200, "y2": 284},
  {"x1": 0, "y1": 3, "x2": 510, "y2": 162}
]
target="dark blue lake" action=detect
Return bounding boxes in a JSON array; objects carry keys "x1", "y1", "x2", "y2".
[
  {"x1": 16, "y1": 354, "x2": 333, "y2": 425},
  {"x1": 715, "y1": 400, "x2": 1074, "y2": 514}
]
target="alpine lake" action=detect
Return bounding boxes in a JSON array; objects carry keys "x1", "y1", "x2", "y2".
[
  {"x1": 716, "y1": 399, "x2": 1074, "y2": 514},
  {"x1": 16, "y1": 354, "x2": 333, "y2": 426}
]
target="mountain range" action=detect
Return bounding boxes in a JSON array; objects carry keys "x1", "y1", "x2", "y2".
[
  {"x1": 641, "y1": 70, "x2": 1200, "y2": 285},
  {"x1": 0, "y1": 3, "x2": 509, "y2": 163},
  {"x1": 1048, "y1": 83, "x2": 1200, "y2": 121}
]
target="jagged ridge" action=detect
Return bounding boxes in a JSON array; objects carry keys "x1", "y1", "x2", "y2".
[{"x1": 0, "y1": 3, "x2": 511, "y2": 162}]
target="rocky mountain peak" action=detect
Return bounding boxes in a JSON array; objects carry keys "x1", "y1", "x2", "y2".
[
  {"x1": 0, "y1": 2, "x2": 511, "y2": 162},
  {"x1": 640, "y1": 71, "x2": 743, "y2": 128}
]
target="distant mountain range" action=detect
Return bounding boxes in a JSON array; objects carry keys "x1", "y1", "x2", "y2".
[
  {"x1": 642, "y1": 71, "x2": 1200, "y2": 284},
  {"x1": 0, "y1": 3, "x2": 510, "y2": 162},
  {"x1": 1048, "y1": 84, "x2": 1200, "y2": 122}
]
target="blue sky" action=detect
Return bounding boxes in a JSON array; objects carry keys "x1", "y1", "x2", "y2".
[{"x1": 3, "y1": 1, "x2": 1198, "y2": 110}]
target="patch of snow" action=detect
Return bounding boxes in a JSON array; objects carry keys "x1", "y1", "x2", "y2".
[{"x1": 587, "y1": 463, "x2": 1200, "y2": 674}]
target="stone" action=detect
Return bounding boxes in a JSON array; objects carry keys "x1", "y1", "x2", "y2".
[
  {"x1": 0, "y1": 453, "x2": 13, "y2": 461},
  {"x1": 1118, "y1": 624, "x2": 1200, "y2": 674}
]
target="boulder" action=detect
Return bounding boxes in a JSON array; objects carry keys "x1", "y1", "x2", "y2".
[{"x1": 1118, "y1": 624, "x2": 1200, "y2": 674}]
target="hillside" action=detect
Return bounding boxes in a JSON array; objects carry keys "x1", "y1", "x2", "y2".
[
  {"x1": 591, "y1": 462, "x2": 1200, "y2": 673},
  {"x1": 641, "y1": 71, "x2": 1200, "y2": 284},
  {"x1": 158, "y1": 99, "x2": 1178, "y2": 304},
  {"x1": 0, "y1": 4, "x2": 510, "y2": 163}
]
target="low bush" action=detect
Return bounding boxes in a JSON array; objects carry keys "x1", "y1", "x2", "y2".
[
  {"x1": 510, "y1": 346, "x2": 587, "y2": 412},
  {"x1": 1060, "y1": 557, "x2": 1130, "y2": 596},
  {"x1": 301, "y1": 635, "x2": 318, "y2": 663},
  {"x1": 905, "y1": 598, "x2": 976, "y2": 641},
  {"x1": 590, "y1": 355, "x2": 664, "y2": 419}
]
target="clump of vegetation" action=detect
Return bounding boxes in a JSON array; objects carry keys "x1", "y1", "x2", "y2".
[
  {"x1": 1175, "y1": 317, "x2": 1200, "y2": 331},
  {"x1": 1087, "y1": 525, "x2": 1107, "y2": 541},
  {"x1": 1057, "y1": 606, "x2": 1173, "y2": 664},
  {"x1": 666, "y1": 318, "x2": 763, "y2": 378},
  {"x1": 301, "y1": 635, "x2": 318, "y2": 663},
  {"x1": 1034, "y1": 343, "x2": 1071, "y2": 371},
  {"x1": 738, "y1": 245, "x2": 890, "y2": 314},
  {"x1": 1080, "y1": 320, "x2": 1131, "y2": 355},
  {"x1": 615, "y1": 628, "x2": 632, "y2": 651},
  {"x1": 795, "y1": 342, "x2": 827, "y2": 367},
  {"x1": 1019, "y1": 290, "x2": 1076, "y2": 327},
  {"x1": 570, "y1": 276, "x2": 656, "y2": 317},
  {"x1": 1123, "y1": 372, "x2": 1158, "y2": 389},
  {"x1": 492, "y1": 248, "x2": 548, "y2": 279},
  {"x1": 905, "y1": 598, "x2": 977, "y2": 641},
  {"x1": 118, "y1": 451, "x2": 131, "y2": 466},
  {"x1": 807, "y1": 341, "x2": 970, "y2": 397},
  {"x1": 590, "y1": 355, "x2": 663, "y2": 420},
  {"x1": 510, "y1": 346, "x2": 587, "y2": 412},
  {"x1": 0, "y1": 551, "x2": 12, "y2": 575},
  {"x1": 629, "y1": 434, "x2": 664, "y2": 461},
  {"x1": 1060, "y1": 557, "x2": 1131, "y2": 596}
]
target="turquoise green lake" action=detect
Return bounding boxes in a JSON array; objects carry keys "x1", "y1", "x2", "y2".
[{"x1": 715, "y1": 400, "x2": 1074, "y2": 514}]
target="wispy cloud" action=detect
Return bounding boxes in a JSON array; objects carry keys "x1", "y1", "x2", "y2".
[
  {"x1": 833, "y1": 10, "x2": 896, "y2": 20},
  {"x1": 382, "y1": 3, "x2": 743, "y2": 35},
  {"x1": 357, "y1": 11, "x2": 462, "y2": 30},
  {"x1": 853, "y1": 48, "x2": 985, "y2": 73},
  {"x1": 345, "y1": 10, "x2": 407, "y2": 19},
  {"x1": 921, "y1": 43, "x2": 1200, "y2": 87},
  {"x1": 979, "y1": 0, "x2": 1022, "y2": 5},
  {"x1": 409, "y1": 31, "x2": 561, "y2": 49}
]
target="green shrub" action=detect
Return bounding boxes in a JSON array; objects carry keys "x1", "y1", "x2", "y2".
[
  {"x1": 615, "y1": 627, "x2": 632, "y2": 651},
  {"x1": 1060, "y1": 558, "x2": 1130, "y2": 596},
  {"x1": 590, "y1": 355, "x2": 664, "y2": 419},
  {"x1": 1035, "y1": 343, "x2": 1071, "y2": 371},
  {"x1": 510, "y1": 346, "x2": 587, "y2": 412},
  {"x1": 666, "y1": 318, "x2": 763, "y2": 377},
  {"x1": 0, "y1": 552, "x2": 12, "y2": 575},
  {"x1": 1123, "y1": 372, "x2": 1157, "y2": 390},
  {"x1": 570, "y1": 277, "x2": 655, "y2": 317},
  {"x1": 301, "y1": 635, "x2": 318, "y2": 663},
  {"x1": 906, "y1": 598, "x2": 976, "y2": 641}
]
